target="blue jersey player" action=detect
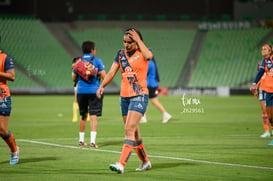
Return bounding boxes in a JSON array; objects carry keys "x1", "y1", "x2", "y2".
[{"x1": 72, "y1": 41, "x2": 106, "y2": 148}]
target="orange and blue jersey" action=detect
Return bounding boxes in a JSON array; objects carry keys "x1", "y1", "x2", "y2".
[
  {"x1": 114, "y1": 49, "x2": 149, "y2": 97},
  {"x1": 254, "y1": 55, "x2": 273, "y2": 93},
  {"x1": 0, "y1": 50, "x2": 14, "y2": 99}
]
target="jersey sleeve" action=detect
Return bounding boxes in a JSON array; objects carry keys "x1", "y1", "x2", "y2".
[
  {"x1": 4, "y1": 56, "x2": 15, "y2": 72},
  {"x1": 114, "y1": 50, "x2": 122, "y2": 64},
  {"x1": 97, "y1": 59, "x2": 105, "y2": 72},
  {"x1": 254, "y1": 59, "x2": 265, "y2": 84}
]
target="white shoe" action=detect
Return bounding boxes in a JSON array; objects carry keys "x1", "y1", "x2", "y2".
[
  {"x1": 140, "y1": 116, "x2": 147, "y2": 123},
  {"x1": 10, "y1": 146, "x2": 19, "y2": 165},
  {"x1": 162, "y1": 113, "x2": 172, "y2": 124},
  {"x1": 260, "y1": 132, "x2": 271, "y2": 138},
  {"x1": 136, "y1": 161, "x2": 152, "y2": 171},
  {"x1": 109, "y1": 162, "x2": 124, "y2": 174}
]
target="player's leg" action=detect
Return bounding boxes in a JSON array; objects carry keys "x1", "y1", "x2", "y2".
[
  {"x1": 259, "y1": 90, "x2": 270, "y2": 137},
  {"x1": 266, "y1": 93, "x2": 273, "y2": 145},
  {"x1": 110, "y1": 95, "x2": 150, "y2": 173},
  {"x1": 88, "y1": 94, "x2": 100, "y2": 148},
  {"x1": 77, "y1": 94, "x2": 88, "y2": 146},
  {"x1": 150, "y1": 97, "x2": 172, "y2": 123},
  {"x1": 260, "y1": 100, "x2": 270, "y2": 138},
  {"x1": 0, "y1": 97, "x2": 19, "y2": 165}
]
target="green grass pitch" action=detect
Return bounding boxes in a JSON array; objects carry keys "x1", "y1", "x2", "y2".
[{"x1": 0, "y1": 95, "x2": 273, "y2": 180}]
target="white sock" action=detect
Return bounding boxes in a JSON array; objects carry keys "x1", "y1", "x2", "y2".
[
  {"x1": 79, "y1": 132, "x2": 85, "y2": 143},
  {"x1": 90, "y1": 131, "x2": 97, "y2": 144}
]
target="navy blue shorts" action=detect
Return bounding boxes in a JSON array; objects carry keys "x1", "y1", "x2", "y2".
[
  {"x1": 120, "y1": 94, "x2": 148, "y2": 116},
  {"x1": 266, "y1": 92, "x2": 273, "y2": 107},
  {"x1": 0, "y1": 96, "x2": 12, "y2": 116}
]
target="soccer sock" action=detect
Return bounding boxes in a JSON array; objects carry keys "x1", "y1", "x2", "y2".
[
  {"x1": 163, "y1": 112, "x2": 170, "y2": 118},
  {"x1": 134, "y1": 139, "x2": 149, "y2": 163},
  {"x1": 119, "y1": 140, "x2": 135, "y2": 166},
  {"x1": 79, "y1": 132, "x2": 85, "y2": 143},
  {"x1": 262, "y1": 114, "x2": 270, "y2": 133},
  {"x1": 1, "y1": 131, "x2": 17, "y2": 153},
  {"x1": 90, "y1": 131, "x2": 96, "y2": 144}
]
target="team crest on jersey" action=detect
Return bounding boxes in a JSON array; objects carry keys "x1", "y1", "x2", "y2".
[
  {"x1": 134, "y1": 54, "x2": 139, "y2": 60},
  {"x1": 125, "y1": 66, "x2": 132, "y2": 72}
]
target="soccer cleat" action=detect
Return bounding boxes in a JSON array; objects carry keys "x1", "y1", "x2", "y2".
[
  {"x1": 140, "y1": 116, "x2": 147, "y2": 123},
  {"x1": 90, "y1": 143, "x2": 98, "y2": 149},
  {"x1": 136, "y1": 161, "x2": 152, "y2": 171},
  {"x1": 79, "y1": 141, "x2": 87, "y2": 147},
  {"x1": 109, "y1": 162, "x2": 124, "y2": 174},
  {"x1": 260, "y1": 132, "x2": 271, "y2": 138},
  {"x1": 10, "y1": 146, "x2": 19, "y2": 165},
  {"x1": 162, "y1": 113, "x2": 172, "y2": 124},
  {"x1": 268, "y1": 140, "x2": 273, "y2": 146}
]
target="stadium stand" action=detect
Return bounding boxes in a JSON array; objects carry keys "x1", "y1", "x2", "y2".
[
  {"x1": 1, "y1": 16, "x2": 272, "y2": 93},
  {"x1": 0, "y1": 17, "x2": 72, "y2": 91},
  {"x1": 187, "y1": 28, "x2": 272, "y2": 88},
  {"x1": 8, "y1": 69, "x2": 41, "y2": 89}
]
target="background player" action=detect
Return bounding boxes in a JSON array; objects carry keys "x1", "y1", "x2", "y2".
[
  {"x1": 254, "y1": 44, "x2": 272, "y2": 138},
  {"x1": 72, "y1": 41, "x2": 105, "y2": 148},
  {"x1": 250, "y1": 44, "x2": 273, "y2": 145},
  {"x1": 0, "y1": 37, "x2": 19, "y2": 165},
  {"x1": 97, "y1": 28, "x2": 152, "y2": 174},
  {"x1": 140, "y1": 57, "x2": 172, "y2": 123}
]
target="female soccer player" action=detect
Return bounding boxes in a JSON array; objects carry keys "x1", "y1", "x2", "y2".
[
  {"x1": 254, "y1": 44, "x2": 272, "y2": 138},
  {"x1": 0, "y1": 46, "x2": 19, "y2": 165},
  {"x1": 250, "y1": 44, "x2": 273, "y2": 144},
  {"x1": 97, "y1": 28, "x2": 152, "y2": 174}
]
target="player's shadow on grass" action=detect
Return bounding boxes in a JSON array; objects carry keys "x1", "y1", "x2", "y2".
[
  {"x1": 0, "y1": 157, "x2": 58, "y2": 165},
  {"x1": 99, "y1": 140, "x2": 123, "y2": 147},
  {"x1": 151, "y1": 161, "x2": 194, "y2": 170}
]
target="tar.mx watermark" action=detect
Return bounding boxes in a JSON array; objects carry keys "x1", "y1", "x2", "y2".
[{"x1": 181, "y1": 93, "x2": 204, "y2": 113}]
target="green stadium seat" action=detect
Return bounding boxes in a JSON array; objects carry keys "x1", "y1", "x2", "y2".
[{"x1": 188, "y1": 28, "x2": 271, "y2": 88}]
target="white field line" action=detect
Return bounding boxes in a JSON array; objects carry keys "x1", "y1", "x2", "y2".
[{"x1": 18, "y1": 139, "x2": 273, "y2": 171}]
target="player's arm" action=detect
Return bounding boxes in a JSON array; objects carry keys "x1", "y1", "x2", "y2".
[
  {"x1": 96, "y1": 62, "x2": 119, "y2": 98},
  {"x1": 0, "y1": 56, "x2": 15, "y2": 81},
  {"x1": 0, "y1": 69, "x2": 15, "y2": 81},
  {"x1": 250, "y1": 68, "x2": 264, "y2": 94},
  {"x1": 99, "y1": 70, "x2": 106, "y2": 81},
  {"x1": 253, "y1": 68, "x2": 264, "y2": 84},
  {"x1": 72, "y1": 71, "x2": 77, "y2": 82}
]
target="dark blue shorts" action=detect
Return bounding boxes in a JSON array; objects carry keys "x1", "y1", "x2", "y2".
[
  {"x1": 77, "y1": 94, "x2": 103, "y2": 116},
  {"x1": 0, "y1": 96, "x2": 12, "y2": 116},
  {"x1": 120, "y1": 94, "x2": 148, "y2": 116},
  {"x1": 266, "y1": 92, "x2": 273, "y2": 107},
  {"x1": 148, "y1": 87, "x2": 158, "y2": 99}
]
